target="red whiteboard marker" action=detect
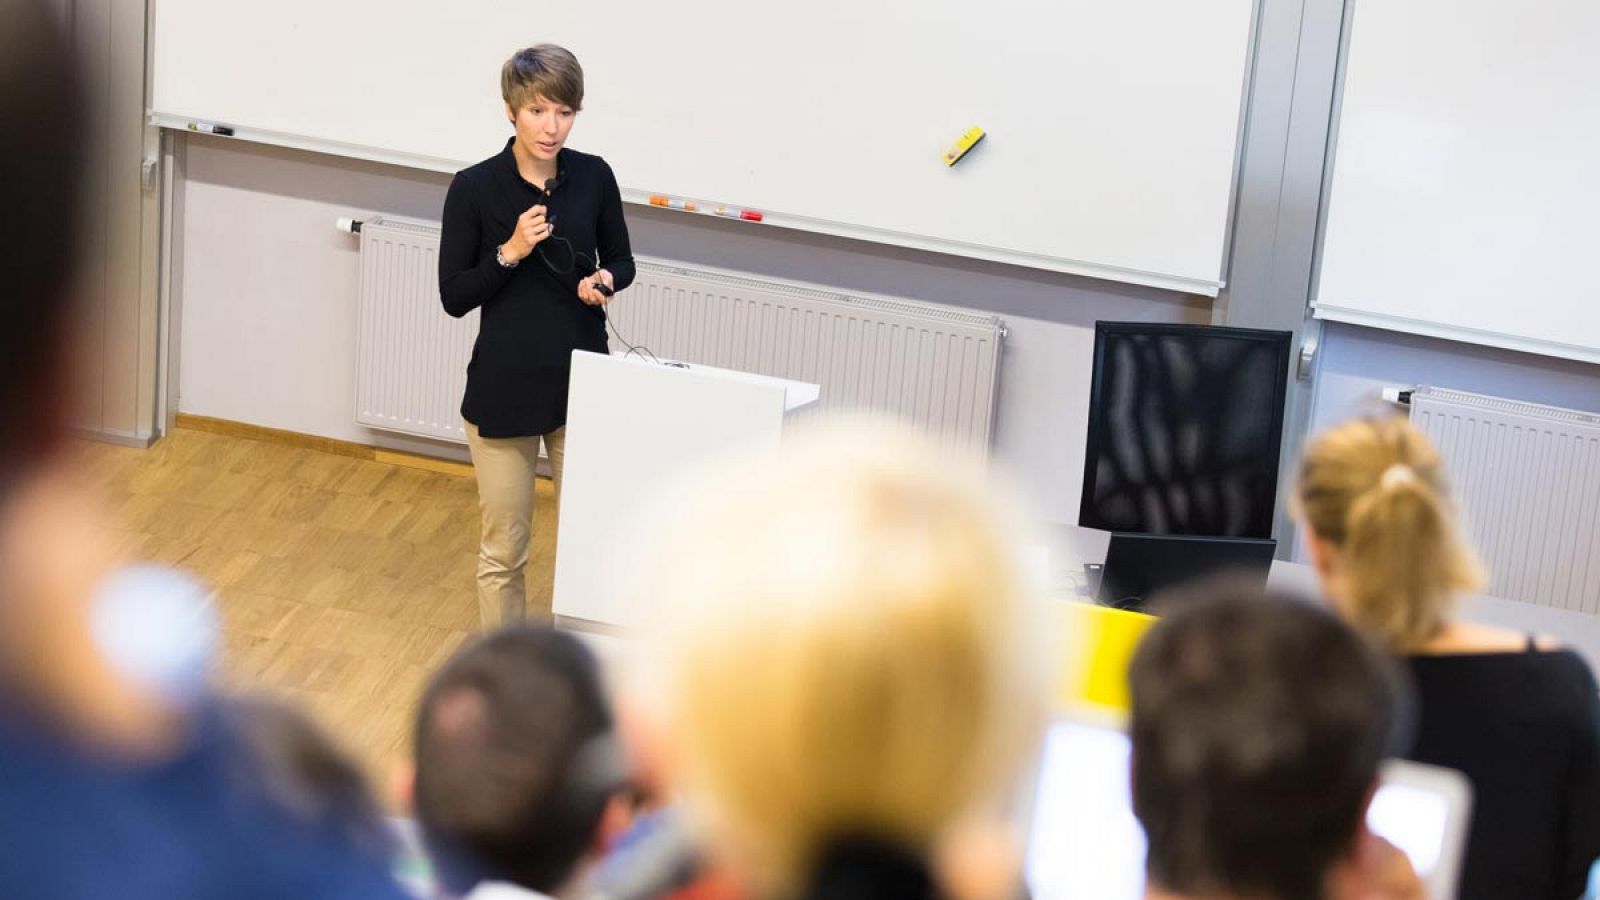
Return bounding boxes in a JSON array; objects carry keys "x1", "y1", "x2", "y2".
[{"x1": 713, "y1": 206, "x2": 764, "y2": 222}]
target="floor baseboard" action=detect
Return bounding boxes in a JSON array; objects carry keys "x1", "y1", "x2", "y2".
[
  {"x1": 174, "y1": 413, "x2": 476, "y2": 478},
  {"x1": 72, "y1": 426, "x2": 157, "y2": 449}
]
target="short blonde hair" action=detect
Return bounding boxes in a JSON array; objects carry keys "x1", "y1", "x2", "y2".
[
  {"x1": 1292, "y1": 417, "x2": 1485, "y2": 649},
  {"x1": 641, "y1": 420, "x2": 1049, "y2": 891},
  {"x1": 501, "y1": 45, "x2": 583, "y2": 112}
]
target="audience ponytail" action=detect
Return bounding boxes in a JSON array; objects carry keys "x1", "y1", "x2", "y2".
[{"x1": 1294, "y1": 419, "x2": 1485, "y2": 649}]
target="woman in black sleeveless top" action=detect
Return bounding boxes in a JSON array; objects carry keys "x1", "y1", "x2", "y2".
[{"x1": 1295, "y1": 417, "x2": 1600, "y2": 900}]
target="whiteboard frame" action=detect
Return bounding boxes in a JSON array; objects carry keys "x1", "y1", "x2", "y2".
[
  {"x1": 1214, "y1": 0, "x2": 1269, "y2": 303},
  {"x1": 1305, "y1": 0, "x2": 1356, "y2": 324},
  {"x1": 151, "y1": 106, "x2": 1233, "y2": 298},
  {"x1": 1308, "y1": 0, "x2": 1600, "y2": 365},
  {"x1": 1313, "y1": 306, "x2": 1600, "y2": 366}
]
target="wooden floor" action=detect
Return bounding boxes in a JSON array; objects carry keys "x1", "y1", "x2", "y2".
[{"x1": 74, "y1": 427, "x2": 559, "y2": 784}]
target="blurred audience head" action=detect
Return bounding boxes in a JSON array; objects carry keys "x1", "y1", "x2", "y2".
[
  {"x1": 0, "y1": 0, "x2": 86, "y2": 484},
  {"x1": 91, "y1": 565, "x2": 220, "y2": 710},
  {"x1": 0, "y1": 2, "x2": 173, "y2": 756},
  {"x1": 222, "y1": 693, "x2": 394, "y2": 860},
  {"x1": 639, "y1": 418, "x2": 1050, "y2": 895},
  {"x1": 1128, "y1": 586, "x2": 1406, "y2": 900},
  {"x1": 1293, "y1": 416, "x2": 1484, "y2": 649},
  {"x1": 413, "y1": 624, "x2": 627, "y2": 896}
]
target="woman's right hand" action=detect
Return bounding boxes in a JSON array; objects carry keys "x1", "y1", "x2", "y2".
[{"x1": 500, "y1": 203, "x2": 551, "y2": 264}]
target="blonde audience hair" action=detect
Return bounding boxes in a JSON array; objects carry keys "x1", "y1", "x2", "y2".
[
  {"x1": 501, "y1": 45, "x2": 584, "y2": 113},
  {"x1": 639, "y1": 419, "x2": 1050, "y2": 892},
  {"x1": 1293, "y1": 417, "x2": 1485, "y2": 649}
]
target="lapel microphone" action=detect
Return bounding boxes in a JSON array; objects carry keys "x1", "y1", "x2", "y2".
[{"x1": 539, "y1": 174, "x2": 612, "y2": 296}]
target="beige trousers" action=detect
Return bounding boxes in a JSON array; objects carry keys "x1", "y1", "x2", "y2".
[{"x1": 464, "y1": 422, "x2": 565, "y2": 628}]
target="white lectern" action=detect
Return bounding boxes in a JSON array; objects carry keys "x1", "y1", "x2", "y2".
[{"x1": 552, "y1": 351, "x2": 820, "y2": 632}]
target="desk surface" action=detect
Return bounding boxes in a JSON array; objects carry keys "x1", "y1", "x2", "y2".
[{"x1": 1039, "y1": 525, "x2": 1600, "y2": 674}]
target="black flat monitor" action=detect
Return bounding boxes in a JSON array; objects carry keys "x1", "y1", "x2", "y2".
[
  {"x1": 1079, "y1": 322, "x2": 1292, "y2": 539},
  {"x1": 1095, "y1": 532, "x2": 1277, "y2": 613}
]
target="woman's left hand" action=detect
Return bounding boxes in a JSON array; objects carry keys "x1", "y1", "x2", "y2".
[{"x1": 578, "y1": 268, "x2": 615, "y2": 306}]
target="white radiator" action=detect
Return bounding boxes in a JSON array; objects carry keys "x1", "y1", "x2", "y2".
[
  {"x1": 608, "y1": 261, "x2": 1005, "y2": 452},
  {"x1": 353, "y1": 218, "x2": 1006, "y2": 451},
  {"x1": 1408, "y1": 386, "x2": 1600, "y2": 613},
  {"x1": 355, "y1": 216, "x2": 476, "y2": 442}
]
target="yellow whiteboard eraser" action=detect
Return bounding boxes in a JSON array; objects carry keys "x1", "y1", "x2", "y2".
[{"x1": 943, "y1": 126, "x2": 986, "y2": 166}]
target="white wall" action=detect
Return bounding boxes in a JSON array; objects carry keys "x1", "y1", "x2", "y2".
[
  {"x1": 173, "y1": 0, "x2": 1600, "y2": 535},
  {"x1": 167, "y1": 0, "x2": 1328, "y2": 530},
  {"x1": 176, "y1": 137, "x2": 467, "y2": 460},
  {"x1": 174, "y1": 135, "x2": 1205, "y2": 521},
  {"x1": 163, "y1": 0, "x2": 1600, "y2": 639}
]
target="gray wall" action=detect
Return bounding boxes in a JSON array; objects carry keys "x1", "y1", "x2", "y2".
[
  {"x1": 63, "y1": 0, "x2": 161, "y2": 446},
  {"x1": 1308, "y1": 322, "x2": 1600, "y2": 431},
  {"x1": 1213, "y1": 0, "x2": 1350, "y2": 546}
]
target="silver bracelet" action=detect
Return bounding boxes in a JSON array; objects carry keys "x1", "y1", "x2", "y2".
[{"x1": 496, "y1": 245, "x2": 520, "y2": 269}]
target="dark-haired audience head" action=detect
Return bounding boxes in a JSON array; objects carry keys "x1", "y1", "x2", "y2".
[
  {"x1": 0, "y1": 0, "x2": 86, "y2": 484},
  {"x1": 223, "y1": 694, "x2": 395, "y2": 861},
  {"x1": 413, "y1": 624, "x2": 626, "y2": 896},
  {"x1": 1128, "y1": 588, "x2": 1406, "y2": 900}
]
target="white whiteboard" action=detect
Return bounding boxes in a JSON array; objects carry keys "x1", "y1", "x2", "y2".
[
  {"x1": 1315, "y1": 0, "x2": 1600, "y2": 363},
  {"x1": 151, "y1": 1, "x2": 1255, "y2": 295}
]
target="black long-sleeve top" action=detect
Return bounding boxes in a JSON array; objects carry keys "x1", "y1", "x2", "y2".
[
  {"x1": 1404, "y1": 645, "x2": 1600, "y2": 900},
  {"x1": 438, "y1": 139, "x2": 636, "y2": 437}
]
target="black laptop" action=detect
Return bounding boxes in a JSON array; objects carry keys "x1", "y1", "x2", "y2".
[{"x1": 1091, "y1": 532, "x2": 1277, "y2": 613}]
